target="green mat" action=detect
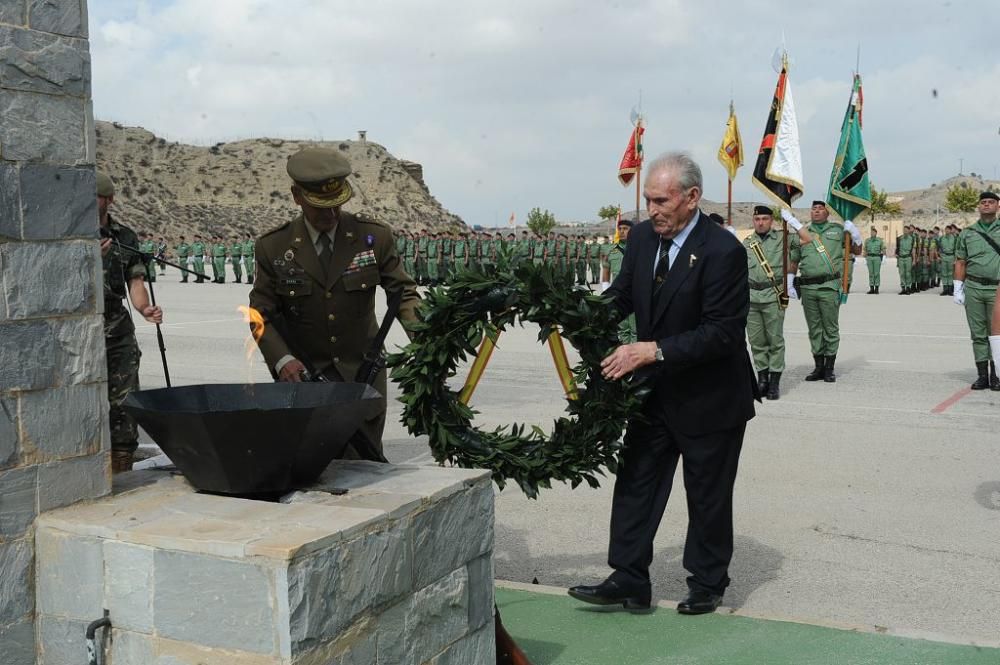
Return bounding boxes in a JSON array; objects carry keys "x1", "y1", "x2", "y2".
[{"x1": 496, "y1": 587, "x2": 1000, "y2": 665}]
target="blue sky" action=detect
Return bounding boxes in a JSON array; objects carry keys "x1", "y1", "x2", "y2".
[{"x1": 89, "y1": 0, "x2": 1000, "y2": 225}]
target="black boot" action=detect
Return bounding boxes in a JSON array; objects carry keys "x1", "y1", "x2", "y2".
[
  {"x1": 805, "y1": 355, "x2": 825, "y2": 381},
  {"x1": 866, "y1": 287, "x2": 874, "y2": 294},
  {"x1": 991, "y1": 362, "x2": 1000, "y2": 391},
  {"x1": 875, "y1": 286, "x2": 879, "y2": 294},
  {"x1": 823, "y1": 355, "x2": 837, "y2": 383},
  {"x1": 971, "y1": 361, "x2": 990, "y2": 390},
  {"x1": 236, "y1": 277, "x2": 242, "y2": 284},
  {"x1": 757, "y1": 370, "x2": 770, "y2": 395},
  {"x1": 899, "y1": 287, "x2": 908, "y2": 295},
  {"x1": 766, "y1": 372, "x2": 781, "y2": 400}
]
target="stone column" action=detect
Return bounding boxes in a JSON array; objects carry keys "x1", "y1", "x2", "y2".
[{"x1": 0, "y1": 1, "x2": 107, "y2": 663}]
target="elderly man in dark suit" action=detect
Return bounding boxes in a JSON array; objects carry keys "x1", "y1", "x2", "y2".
[{"x1": 569, "y1": 152, "x2": 758, "y2": 614}]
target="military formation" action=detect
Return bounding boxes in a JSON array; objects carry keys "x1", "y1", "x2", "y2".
[{"x1": 893, "y1": 223, "x2": 959, "y2": 295}]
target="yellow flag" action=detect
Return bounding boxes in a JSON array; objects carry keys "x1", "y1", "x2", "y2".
[{"x1": 717, "y1": 102, "x2": 743, "y2": 182}]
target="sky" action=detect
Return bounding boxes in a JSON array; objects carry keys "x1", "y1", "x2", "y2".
[{"x1": 89, "y1": 0, "x2": 1000, "y2": 225}]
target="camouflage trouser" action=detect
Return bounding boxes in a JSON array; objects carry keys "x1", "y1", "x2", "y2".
[{"x1": 106, "y1": 333, "x2": 141, "y2": 453}]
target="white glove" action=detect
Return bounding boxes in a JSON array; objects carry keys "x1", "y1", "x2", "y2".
[
  {"x1": 953, "y1": 280, "x2": 965, "y2": 305},
  {"x1": 786, "y1": 273, "x2": 798, "y2": 300},
  {"x1": 843, "y1": 219, "x2": 863, "y2": 245},
  {"x1": 780, "y1": 209, "x2": 802, "y2": 231},
  {"x1": 599, "y1": 281, "x2": 611, "y2": 293},
  {"x1": 990, "y1": 335, "x2": 1000, "y2": 367}
]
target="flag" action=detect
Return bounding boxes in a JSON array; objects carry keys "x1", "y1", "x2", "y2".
[
  {"x1": 826, "y1": 74, "x2": 871, "y2": 221},
  {"x1": 617, "y1": 122, "x2": 644, "y2": 186},
  {"x1": 751, "y1": 61, "x2": 804, "y2": 207},
  {"x1": 717, "y1": 102, "x2": 744, "y2": 181},
  {"x1": 508, "y1": 212, "x2": 516, "y2": 227},
  {"x1": 613, "y1": 207, "x2": 622, "y2": 243}
]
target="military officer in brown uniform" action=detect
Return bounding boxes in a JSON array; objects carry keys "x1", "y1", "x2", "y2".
[{"x1": 249, "y1": 147, "x2": 420, "y2": 456}]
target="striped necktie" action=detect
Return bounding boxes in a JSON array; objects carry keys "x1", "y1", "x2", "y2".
[{"x1": 653, "y1": 237, "x2": 672, "y2": 293}]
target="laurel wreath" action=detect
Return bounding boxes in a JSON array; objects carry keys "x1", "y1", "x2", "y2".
[{"x1": 387, "y1": 246, "x2": 648, "y2": 498}]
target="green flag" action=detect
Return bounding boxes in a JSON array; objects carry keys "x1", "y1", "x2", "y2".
[{"x1": 826, "y1": 74, "x2": 871, "y2": 221}]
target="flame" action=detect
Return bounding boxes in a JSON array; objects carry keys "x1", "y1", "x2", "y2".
[{"x1": 237, "y1": 306, "x2": 265, "y2": 383}]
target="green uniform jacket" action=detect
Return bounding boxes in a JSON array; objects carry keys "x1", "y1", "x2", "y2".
[
  {"x1": 230, "y1": 243, "x2": 243, "y2": 258},
  {"x1": 799, "y1": 222, "x2": 846, "y2": 291},
  {"x1": 896, "y1": 233, "x2": 915, "y2": 258},
  {"x1": 175, "y1": 242, "x2": 190, "y2": 259},
  {"x1": 863, "y1": 237, "x2": 884, "y2": 257},
  {"x1": 191, "y1": 242, "x2": 206, "y2": 259},
  {"x1": 744, "y1": 230, "x2": 800, "y2": 305},
  {"x1": 212, "y1": 243, "x2": 227, "y2": 258},
  {"x1": 249, "y1": 213, "x2": 420, "y2": 382},
  {"x1": 938, "y1": 234, "x2": 957, "y2": 258},
  {"x1": 956, "y1": 220, "x2": 1000, "y2": 284},
  {"x1": 243, "y1": 240, "x2": 255, "y2": 257},
  {"x1": 606, "y1": 241, "x2": 627, "y2": 279}
]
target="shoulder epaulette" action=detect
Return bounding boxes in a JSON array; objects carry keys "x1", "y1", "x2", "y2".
[
  {"x1": 258, "y1": 221, "x2": 291, "y2": 238},
  {"x1": 354, "y1": 212, "x2": 388, "y2": 228}
]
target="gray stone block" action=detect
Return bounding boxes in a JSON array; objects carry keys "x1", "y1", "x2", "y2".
[
  {"x1": 20, "y1": 163, "x2": 97, "y2": 238},
  {"x1": 0, "y1": 396, "x2": 17, "y2": 468},
  {"x1": 110, "y1": 629, "x2": 154, "y2": 664},
  {"x1": 0, "y1": 26, "x2": 90, "y2": 96},
  {"x1": 0, "y1": 539, "x2": 34, "y2": 624},
  {"x1": 0, "y1": 321, "x2": 56, "y2": 391},
  {"x1": 0, "y1": 466, "x2": 37, "y2": 539},
  {"x1": 28, "y1": 0, "x2": 84, "y2": 38},
  {"x1": 0, "y1": 162, "x2": 20, "y2": 239},
  {"x1": 0, "y1": 0, "x2": 26, "y2": 26},
  {"x1": 378, "y1": 567, "x2": 469, "y2": 665},
  {"x1": 36, "y1": 615, "x2": 92, "y2": 665},
  {"x1": 104, "y1": 541, "x2": 153, "y2": 633},
  {"x1": 412, "y1": 480, "x2": 494, "y2": 588},
  {"x1": 1, "y1": 242, "x2": 96, "y2": 319},
  {"x1": 153, "y1": 549, "x2": 277, "y2": 654},
  {"x1": 54, "y1": 315, "x2": 106, "y2": 385},
  {"x1": 17, "y1": 384, "x2": 102, "y2": 461},
  {"x1": 0, "y1": 617, "x2": 36, "y2": 665},
  {"x1": 36, "y1": 528, "x2": 103, "y2": 619},
  {"x1": 427, "y1": 624, "x2": 495, "y2": 665},
  {"x1": 286, "y1": 521, "x2": 411, "y2": 655},
  {"x1": 0, "y1": 89, "x2": 85, "y2": 163},
  {"x1": 466, "y1": 554, "x2": 494, "y2": 631},
  {"x1": 37, "y1": 452, "x2": 108, "y2": 511}
]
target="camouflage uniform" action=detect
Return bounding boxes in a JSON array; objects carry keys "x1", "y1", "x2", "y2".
[{"x1": 102, "y1": 216, "x2": 146, "y2": 455}]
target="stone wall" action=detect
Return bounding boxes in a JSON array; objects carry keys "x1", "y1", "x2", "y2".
[
  {"x1": 0, "y1": 1, "x2": 108, "y2": 663},
  {"x1": 34, "y1": 461, "x2": 496, "y2": 664}
]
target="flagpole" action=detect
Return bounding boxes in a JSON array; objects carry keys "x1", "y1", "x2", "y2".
[
  {"x1": 727, "y1": 179, "x2": 733, "y2": 225},
  {"x1": 634, "y1": 123, "x2": 642, "y2": 224}
]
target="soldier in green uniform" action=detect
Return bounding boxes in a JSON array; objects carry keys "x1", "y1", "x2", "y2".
[
  {"x1": 96, "y1": 172, "x2": 164, "y2": 472},
  {"x1": 531, "y1": 234, "x2": 543, "y2": 265},
  {"x1": 939, "y1": 224, "x2": 958, "y2": 295},
  {"x1": 426, "y1": 232, "x2": 440, "y2": 284},
  {"x1": 395, "y1": 230, "x2": 407, "y2": 262},
  {"x1": 744, "y1": 206, "x2": 800, "y2": 399},
  {"x1": 414, "y1": 230, "x2": 428, "y2": 285},
  {"x1": 604, "y1": 218, "x2": 636, "y2": 343},
  {"x1": 482, "y1": 232, "x2": 500, "y2": 273},
  {"x1": 573, "y1": 235, "x2": 587, "y2": 285},
  {"x1": 930, "y1": 227, "x2": 942, "y2": 287},
  {"x1": 599, "y1": 236, "x2": 612, "y2": 285},
  {"x1": 243, "y1": 233, "x2": 256, "y2": 284},
  {"x1": 138, "y1": 233, "x2": 157, "y2": 282},
  {"x1": 543, "y1": 231, "x2": 556, "y2": 267},
  {"x1": 211, "y1": 236, "x2": 227, "y2": 283},
  {"x1": 441, "y1": 233, "x2": 454, "y2": 280},
  {"x1": 587, "y1": 236, "x2": 602, "y2": 285},
  {"x1": 468, "y1": 232, "x2": 481, "y2": 272},
  {"x1": 896, "y1": 225, "x2": 916, "y2": 294},
  {"x1": 175, "y1": 236, "x2": 191, "y2": 282},
  {"x1": 782, "y1": 201, "x2": 862, "y2": 382},
  {"x1": 452, "y1": 232, "x2": 469, "y2": 278},
  {"x1": 401, "y1": 231, "x2": 415, "y2": 279},
  {"x1": 953, "y1": 191, "x2": 1000, "y2": 390},
  {"x1": 191, "y1": 235, "x2": 207, "y2": 283},
  {"x1": 156, "y1": 237, "x2": 168, "y2": 276},
  {"x1": 249, "y1": 147, "x2": 421, "y2": 456},
  {"x1": 863, "y1": 227, "x2": 884, "y2": 294},
  {"x1": 230, "y1": 236, "x2": 244, "y2": 283},
  {"x1": 514, "y1": 231, "x2": 529, "y2": 265}
]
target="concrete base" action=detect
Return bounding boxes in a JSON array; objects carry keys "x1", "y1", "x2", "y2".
[{"x1": 33, "y1": 461, "x2": 496, "y2": 664}]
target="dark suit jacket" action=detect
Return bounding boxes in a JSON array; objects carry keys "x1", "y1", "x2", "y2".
[{"x1": 606, "y1": 211, "x2": 758, "y2": 436}]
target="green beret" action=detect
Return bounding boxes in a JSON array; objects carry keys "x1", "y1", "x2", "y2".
[
  {"x1": 979, "y1": 191, "x2": 999, "y2": 202},
  {"x1": 96, "y1": 171, "x2": 115, "y2": 197},
  {"x1": 287, "y1": 147, "x2": 353, "y2": 208}
]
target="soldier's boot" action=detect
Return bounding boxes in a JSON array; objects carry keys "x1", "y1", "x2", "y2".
[
  {"x1": 823, "y1": 355, "x2": 837, "y2": 383},
  {"x1": 991, "y1": 362, "x2": 1000, "y2": 391},
  {"x1": 899, "y1": 287, "x2": 908, "y2": 295},
  {"x1": 875, "y1": 286, "x2": 879, "y2": 294},
  {"x1": 247, "y1": 277, "x2": 254, "y2": 285},
  {"x1": 971, "y1": 361, "x2": 990, "y2": 390},
  {"x1": 111, "y1": 450, "x2": 134, "y2": 474},
  {"x1": 940, "y1": 285, "x2": 949, "y2": 295},
  {"x1": 766, "y1": 372, "x2": 781, "y2": 400},
  {"x1": 867, "y1": 286, "x2": 875, "y2": 294},
  {"x1": 805, "y1": 355, "x2": 825, "y2": 381},
  {"x1": 235, "y1": 277, "x2": 242, "y2": 284},
  {"x1": 757, "y1": 370, "x2": 770, "y2": 395}
]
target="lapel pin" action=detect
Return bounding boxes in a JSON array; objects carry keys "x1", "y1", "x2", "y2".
[
  {"x1": 294, "y1": 237, "x2": 302, "y2": 243},
  {"x1": 689, "y1": 254, "x2": 698, "y2": 268},
  {"x1": 366, "y1": 234, "x2": 375, "y2": 247},
  {"x1": 284, "y1": 249, "x2": 295, "y2": 261},
  {"x1": 345, "y1": 231, "x2": 355, "y2": 240}
]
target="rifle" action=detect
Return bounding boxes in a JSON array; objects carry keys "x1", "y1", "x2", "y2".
[{"x1": 781, "y1": 217, "x2": 790, "y2": 309}]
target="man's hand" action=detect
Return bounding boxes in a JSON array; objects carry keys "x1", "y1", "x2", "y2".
[
  {"x1": 953, "y1": 280, "x2": 965, "y2": 306},
  {"x1": 843, "y1": 219, "x2": 863, "y2": 245},
  {"x1": 100, "y1": 238, "x2": 112, "y2": 257},
  {"x1": 786, "y1": 273, "x2": 798, "y2": 300},
  {"x1": 139, "y1": 305, "x2": 162, "y2": 324},
  {"x1": 278, "y1": 359, "x2": 307, "y2": 382},
  {"x1": 601, "y1": 341, "x2": 658, "y2": 380},
  {"x1": 990, "y1": 335, "x2": 1000, "y2": 367},
  {"x1": 780, "y1": 209, "x2": 803, "y2": 231}
]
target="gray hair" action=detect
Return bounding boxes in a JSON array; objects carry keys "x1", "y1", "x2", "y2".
[{"x1": 646, "y1": 152, "x2": 703, "y2": 192}]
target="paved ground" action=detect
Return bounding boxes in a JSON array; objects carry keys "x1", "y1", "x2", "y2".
[{"x1": 133, "y1": 258, "x2": 1000, "y2": 651}]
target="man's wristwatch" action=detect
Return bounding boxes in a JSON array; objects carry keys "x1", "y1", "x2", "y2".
[{"x1": 654, "y1": 345, "x2": 664, "y2": 362}]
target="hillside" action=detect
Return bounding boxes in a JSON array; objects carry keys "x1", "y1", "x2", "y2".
[{"x1": 94, "y1": 121, "x2": 465, "y2": 239}]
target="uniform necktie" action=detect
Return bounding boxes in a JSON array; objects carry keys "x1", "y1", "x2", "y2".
[
  {"x1": 319, "y1": 233, "x2": 334, "y2": 278},
  {"x1": 653, "y1": 237, "x2": 672, "y2": 294}
]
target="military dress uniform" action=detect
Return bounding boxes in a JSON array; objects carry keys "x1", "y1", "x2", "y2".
[
  {"x1": 798, "y1": 217, "x2": 848, "y2": 381},
  {"x1": 441, "y1": 236, "x2": 453, "y2": 279},
  {"x1": 139, "y1": 237, "x2": 157, "y2": 282},
  {"x1": 426, "y1": 235, "x2": 440, "y2": 284},
  {"x1": 212, "y1": 241, "x2": 227, "y2": 283},
  {"x1": 939, "y1": 229, "x2": 957, "y2": 295},
  {"x1": 403, "y1": 234, "x2": 416, "y2": 279},
  {"x1": 605, "y1": 232, "x2": 637, "y2": 343},
  {"x1": 896, "y1": 230, "x2": 916, "y2": 294},
  {"x1": 863, "y1": 235, "x2": 884, "y2": 293},
  {"x1": 587, "y1": 240, "x2": 602, "y2": 284},
  {"x1": 191, "y1": 239, "x2": 207, "y2": 283},
  {"x1": 955, "y1": 198, "x2": 1000, "y2": 390},
  {"x1": 243, "y1": 237, "x2": 256, "y2": 284},
  {"x1": 230, "y1": 240, "x2": 244, "y2": 283},
  {"x1": 249, "y1": 148, "x2": 420, "y2": 456},
  {"x1": 744, "y1": 222, "x2": 800, "y2": 399},
  {"x1": 175, "y1": 240, "x2": 191, "y2": 282}
]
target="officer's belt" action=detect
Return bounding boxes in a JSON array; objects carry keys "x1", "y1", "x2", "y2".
[
  {"x1": 748, "y1": 280, "x2": 776, "y2": 290},
  {"x1": 798, "y1": 273, "x2": 841, "y2": 286},
  {"x1": 966, "y1": 274, "x2": 999, "y2": 286},
  {"x1": 940, "y1": 252, "x2": 955, "y2": 256}
]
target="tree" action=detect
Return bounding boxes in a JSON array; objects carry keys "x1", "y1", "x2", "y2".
[
  {"x1": 945, "y1": 184, "x2": 979, "y2": 213},
  {"x1": 597, "y1": 205, "x2": 620, "y2": 223},
  {"x1": 869, "y1": 185, "x2": 902, "y2": 221},
  {"x1": 526, "y1": 207, "x2": 556, "y2": 236}
]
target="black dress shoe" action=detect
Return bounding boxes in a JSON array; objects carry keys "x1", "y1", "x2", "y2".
[
  {"x1": 676, "y1": 590, "x2": 723, "y2": 615},
  {"x1": 568, "y1": 579, "x2": 651, "y2": 611}
]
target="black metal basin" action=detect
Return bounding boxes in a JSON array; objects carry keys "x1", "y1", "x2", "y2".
[{"x1": 123, "y1": 382, "x2": 382, "y2": 496}]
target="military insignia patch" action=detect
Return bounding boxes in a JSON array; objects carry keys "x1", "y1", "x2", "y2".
[
  {"x1": 284, "y1": 249, "x2": 295, "y2": 261},
  {"x1": 366, "y1": 234, "x2": 375, "y2": 247},
  {"x1": 344, "y1": 249, "x2": 376, "y2": 274}
]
